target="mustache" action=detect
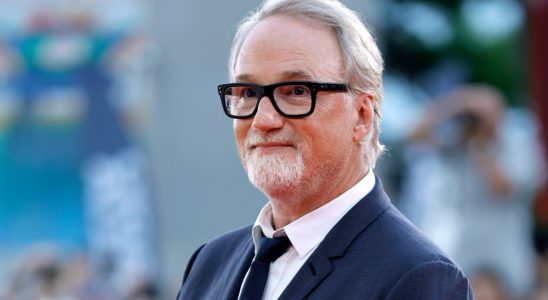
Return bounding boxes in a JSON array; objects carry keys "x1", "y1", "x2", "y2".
[{"x1": 244, "y1": 131, "x2": 297, "y2": 148}]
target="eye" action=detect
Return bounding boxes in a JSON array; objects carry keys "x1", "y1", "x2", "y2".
[
  {"x1": 292, "y1": 86, "x2": 307, "y2": 96},
  {"x1": 242, "y1": 87, "x2": 257, "y2": 98},
  {"x1": 278, "y1": 85, "x2": 310, "y2": 97}
]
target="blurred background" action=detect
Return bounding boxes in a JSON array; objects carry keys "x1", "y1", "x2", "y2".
[{"x1": 0, "y1": 0, "x2": 546, "y2": 299}]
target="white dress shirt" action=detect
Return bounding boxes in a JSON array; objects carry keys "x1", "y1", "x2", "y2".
[{"x1": 239, "y1": 170, "x2": 376, "y2": 300}]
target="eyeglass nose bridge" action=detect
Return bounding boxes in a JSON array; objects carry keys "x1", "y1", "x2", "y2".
[{"x1": 253, "y1": 85, "x2": 285, "y2": 117}]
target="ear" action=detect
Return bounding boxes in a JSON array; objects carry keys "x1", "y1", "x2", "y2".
[{"x1": 352, "y1": 93, "x2": 374, "y2": 143}]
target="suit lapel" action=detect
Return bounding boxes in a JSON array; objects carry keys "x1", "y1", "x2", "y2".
[
  {"x1": 279, "y1": 176, "x2": 391, "y2": 299},
  {"x1": 278, "y1": 247, "x2": 333, "y2": 300},
  {"x1": 219, "y1": 235, "x2": 255, "y2": 300}
]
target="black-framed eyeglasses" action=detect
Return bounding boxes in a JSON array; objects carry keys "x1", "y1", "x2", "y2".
[{"x1": 217, "y1": 81, "x2": 348, "y2": 119}]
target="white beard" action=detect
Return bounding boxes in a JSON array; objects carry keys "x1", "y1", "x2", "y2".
[{"x1": 246, "y1": 150, "x2": 304, "y2": 192}]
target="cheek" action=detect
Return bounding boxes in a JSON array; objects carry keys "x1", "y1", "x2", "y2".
[
  {"x1": 297, "y1": 126, "x2": 340, "y2": 161},
  {"x1": 296, "y1": 130, "x2": 347, "y2": 180},
  {"x1": 298, "y1": 118, "x2": 354, "y2": 165},
  {"x1": 308, "y1": 103, "x2": 355, "y2": 146},
  {"x1": 234, "y1": 120, "x2": 250, "y2": 153}
]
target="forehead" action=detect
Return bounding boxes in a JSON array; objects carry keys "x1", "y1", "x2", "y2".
[{"x1": 234, "y1": 14, "x2": 345, "y2": 83}]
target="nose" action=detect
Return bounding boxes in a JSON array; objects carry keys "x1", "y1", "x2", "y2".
[{"x1": 252, "y1": 96, "x2": 284, "y2": 132}]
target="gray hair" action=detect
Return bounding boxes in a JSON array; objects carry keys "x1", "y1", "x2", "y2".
[{"x1": 229, "y1": 0, "x2": 385, "y2": 168}]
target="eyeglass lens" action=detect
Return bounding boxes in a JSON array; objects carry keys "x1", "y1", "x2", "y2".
[{"x1": 224, "y1": 84, "x2": 312, "y2": 117}]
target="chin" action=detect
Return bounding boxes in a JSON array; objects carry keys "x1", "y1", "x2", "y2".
[
  {"x1": 245, "y1": 151, "x2": 304, "y2": 179},
  {"x1": 253, "y1": 179, "x2": 301, "y2": 199},
  {"x1": 248, "y1": 169, "x2": 302, "y2": 192},
  {"x1": 246, "y1": 154, "x2": 304, "y2": 196}
]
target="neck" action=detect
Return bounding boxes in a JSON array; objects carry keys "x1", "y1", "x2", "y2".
[{"x1": 269, "y1": 167, "x2": 369, "y2": 229}]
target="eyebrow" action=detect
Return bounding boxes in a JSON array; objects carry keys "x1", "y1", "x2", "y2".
[
  {"x1": 281, "y1": 70, "x2": 314, "y2": 81},
  {"x1": 234, "y1": 70, "x2": 315, "y2": 83},
  {"x1": 234, "y1": 73, "x2": 255, "y2": 82}
]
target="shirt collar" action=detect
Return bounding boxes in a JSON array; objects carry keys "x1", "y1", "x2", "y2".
[{"x1": 252, "y1": 170, "x2": 376, "y2": 257}]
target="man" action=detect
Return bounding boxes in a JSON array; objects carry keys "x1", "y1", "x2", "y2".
[{"x1": 177, "y1": 0, "x2": 472, "y2": 299}]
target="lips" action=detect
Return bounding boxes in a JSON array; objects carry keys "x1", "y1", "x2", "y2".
[
  {"x1": 250, "y1": 141, "x2": 293, "y2": 149},
  {"x1": 250, "y1": 142, "x2": 294, "y2": 155},
  {"x1": 245, "y1": 131, "x2": 297, "y2": 153}
]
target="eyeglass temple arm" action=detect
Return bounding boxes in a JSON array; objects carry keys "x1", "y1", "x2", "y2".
[{"x1": 318, "y1": 83, "x2": 348, "y2": 91}]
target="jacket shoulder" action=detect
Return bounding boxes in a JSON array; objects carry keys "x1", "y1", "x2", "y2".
[
  {"x1": 316, "y1": 203, "x2": 471, "y2": 299},
  {"x1": 203, "y1": 225, "x2": 253, "y2": 251},
  {"x1": 353, "y1": 205, "x2": 472, "y2": 298},
  {"x1": 377, "y1": 206, "x2": 455, "y2": 264},
  {"x1": 177, "y1": 225, "x2": 254, "y2": 300},
  {"x1": 189, "y1": 224, "x2": 253, "y2": 268},
  {"x1": 385, "y1": 260, "x2": 473, "y2": 299}
]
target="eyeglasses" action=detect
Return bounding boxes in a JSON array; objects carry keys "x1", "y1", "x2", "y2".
[{"x1": 217, "y1": 81, "x2": 348, "y2": 119}]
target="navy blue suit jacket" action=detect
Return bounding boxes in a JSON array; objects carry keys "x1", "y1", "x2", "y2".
[{"x1": 177, "y1": 179, "x2": 473, "y2": 299}]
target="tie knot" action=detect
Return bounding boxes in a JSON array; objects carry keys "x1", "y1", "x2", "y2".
[{"x1": 255, "y1": 236, "x2": 291, "y2": 263}]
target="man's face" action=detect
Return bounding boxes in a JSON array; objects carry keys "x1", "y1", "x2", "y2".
[{"x1": 233, "y1": 15, "x2": 370, "y2": 202}]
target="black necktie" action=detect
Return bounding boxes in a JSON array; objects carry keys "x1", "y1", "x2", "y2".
[{"x1": 239, "y1": 235, "x2": 291, "y2": 300}]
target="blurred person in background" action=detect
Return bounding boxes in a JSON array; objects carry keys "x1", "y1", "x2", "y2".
[
  {"x1": 177, "y1": 0, "x2": 471, "y2": 299},
  {"x1": 403, "y1": 84, "x2": 543, "y2": 299},
  {"x1": 532, "y1": 185, "x2": 548, "y2": 300},
  {"x1": 2, "y1": 245, "x2": 159, "y2": 300},
  {"x1": 471, "y1": 269, "x2": 512, "y2": 300},
  {"x1": 0, "y1": 3, "x2": 158, "y2": 299},
  {"x1": 3, "y1": 245, "x2": 79, "y2": 300}
]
